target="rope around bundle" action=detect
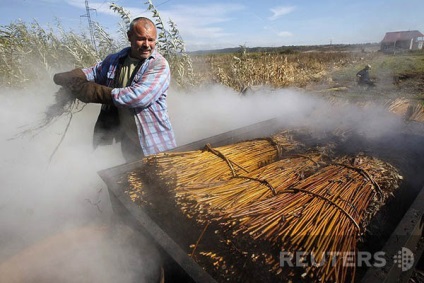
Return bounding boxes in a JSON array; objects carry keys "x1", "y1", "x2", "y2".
[
  {"x1": 283, "y1": 186, "x2": 361, "y2": 231},
  {"x1": 333, "y1": 162, "x2": 384, "y2": 199},
  {"x1": 142, "y1": 132, "x2": 304, "y2": 189},
  {"x1": 203, "y1": 143, "x2": 247, "y2": 177}
]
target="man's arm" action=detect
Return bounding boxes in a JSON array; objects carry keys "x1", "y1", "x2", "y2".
[
  {"x1": 73, "y1": 82, "x2": 113, "y2": 105},
  {"x1": 53, "y1": 54, "x2": 170, "y2": 107}
]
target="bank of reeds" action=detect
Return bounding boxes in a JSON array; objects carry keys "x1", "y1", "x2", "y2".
[
  {"x1": 0, "y1": 1, "x2": 193, "y2": 88},
  {"x1": 0, "y1": 19, "x2": 120, "y2": 87}
]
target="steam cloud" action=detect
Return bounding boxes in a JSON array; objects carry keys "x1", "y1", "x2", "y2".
[
  {"x1": 0, "y1": 80, "x2": 406, "y2": 282},
  {"x1": 168, "y1": 84, "x2": 405, "y2": 146}
]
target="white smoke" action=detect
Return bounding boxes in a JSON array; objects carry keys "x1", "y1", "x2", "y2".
[
  {"x1": 0, "y1": 82, "x2": 159, "y2": 282},
  {"x1": 168, "y1": 84, "x2": 404, "y2": 147}
]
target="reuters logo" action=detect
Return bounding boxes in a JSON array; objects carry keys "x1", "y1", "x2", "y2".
[{"x1": 393, "y1": 247, "x2": 414, "y2": 272}]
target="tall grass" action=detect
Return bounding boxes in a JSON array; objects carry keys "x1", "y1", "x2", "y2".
[
  {"x1": 190, "y1": 49, "x2": 367, "y2": 91},
  {"x1": 0, "y1": 19, "x2": 120, "y2": 87},
  {"x1": 0, "y1": 1, "x2": 193, "y2": 88}
]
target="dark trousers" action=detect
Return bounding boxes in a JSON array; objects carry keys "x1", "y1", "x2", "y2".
[{"x1": 120, "y1": 134, "x2": 144, "y2": 163}]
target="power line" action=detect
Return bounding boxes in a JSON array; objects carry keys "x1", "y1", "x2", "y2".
[
  {"x1": 97, "y1": 0, "x2": 108, "y2": 9},
  {"x1": 140, "y1": 0, "x2": 173, "y2": 14},
  {"x1": 156, "y1": 0, "x2": 172, "y2": 8},
  {"x1": 81, "y1": 0, "x2": 97, "y2": 52}
]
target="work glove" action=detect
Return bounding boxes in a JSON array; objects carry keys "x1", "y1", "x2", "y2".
[
  {"x1": 73, "y1": 81, "x2": 113, "y2": 105},
  {"x1": 53, "y1": 69, "x2": 87, "y2": 92}
]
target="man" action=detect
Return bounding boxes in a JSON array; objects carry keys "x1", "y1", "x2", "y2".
[
  {"x1": 356, "y1": 64, "x2": 375, "y2": 89},
  {"x1": 53, "y1": 17, "x2": 177, "y2": 161}
]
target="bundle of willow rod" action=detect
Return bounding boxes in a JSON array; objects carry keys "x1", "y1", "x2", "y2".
[
  {"x1": 142, "y1": 130, "x2": 303, "y2": 189},
  {"x1": 408, "y1": 103, "x2": 424, "y2": 122},
  {"x1": 227, "y1": 154, "x2": 402, "y2": 283},
  {"x1": 386, "y1": 97, "x2": 411, "y2": 117},
  {"x1": 177, "y1": 151, "x2": 327, "y2": 222}
]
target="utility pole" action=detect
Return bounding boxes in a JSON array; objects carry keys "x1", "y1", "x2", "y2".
[{"x1": 81, "y1": 0, "x2": 97, "y2": 52}]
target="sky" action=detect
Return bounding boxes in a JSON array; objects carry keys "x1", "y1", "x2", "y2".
[{"x1": 0, "y1": 0, "x2": 423, "y2": 51}]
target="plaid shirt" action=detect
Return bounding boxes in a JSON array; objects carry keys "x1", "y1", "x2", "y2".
[{"x1": 82, "y1": 47, "x2": 177, "y2": 155}]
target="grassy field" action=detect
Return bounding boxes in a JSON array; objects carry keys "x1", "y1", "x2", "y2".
[{"x1": 189, "y1": 46, "x2": 424, "y2": 98}]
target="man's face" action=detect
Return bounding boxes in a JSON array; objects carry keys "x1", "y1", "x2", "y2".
[{"x1": 127, "y1": 21, "x2": 157, "y2": 60}]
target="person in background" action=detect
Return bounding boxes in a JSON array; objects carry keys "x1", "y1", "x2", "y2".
[
  {"x1": 53, "y1": 17, "x2": 177, "y2": 162},
  {"x1": 356, "y1": 64, "x2": 375, "y2": 89}
]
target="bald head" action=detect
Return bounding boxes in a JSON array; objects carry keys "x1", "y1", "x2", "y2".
[
  {"x1": 128, "y1": 17, "x2": 156, "y2": 34},
  {"x1": 127, "y1": 17, "x2": 157, "y2": 60}
]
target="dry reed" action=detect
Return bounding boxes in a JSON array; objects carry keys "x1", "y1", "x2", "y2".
[
  {"x1": 386, "y1": 97, "x2": 411, "y2": 118},
  {"x1": 408, "y1": 103, "x2": 424, "y2": 122}
]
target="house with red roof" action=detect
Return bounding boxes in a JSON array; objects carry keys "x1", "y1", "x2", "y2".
[{"x1": 380, "y1": 30, "x2": 424, "y2": 53}]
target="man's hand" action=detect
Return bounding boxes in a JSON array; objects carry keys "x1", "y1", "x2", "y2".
[
  {"x1": 53, "y1": 69, "x2": 87, "y2": 91},
  {"x1": 73, "y1": 82, "x2": 113, "y2": 105}
]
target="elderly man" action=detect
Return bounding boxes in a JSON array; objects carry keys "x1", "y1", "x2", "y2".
[{"x1": 53, "y1": 17, "x2": 177, "y2": 161}]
